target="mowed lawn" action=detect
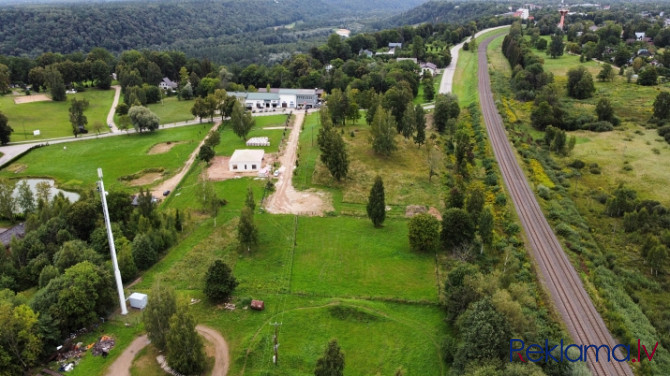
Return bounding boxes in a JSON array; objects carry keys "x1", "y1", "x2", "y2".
[
  {"x1": 215, "y1": 113, "x2": 289, "y2": 156},
  {"x1": 291, "y1": 216, "x2": 438, "y2": 302},
  {"x1": 0, "y1": 124, "x2": 210, "y2": 191},
  {"x1": 147, "y1": 96, "x2": 197, "y2": 124},
  {"x1": 0, "y1": 89, "x2": 116, "y2": 140}
]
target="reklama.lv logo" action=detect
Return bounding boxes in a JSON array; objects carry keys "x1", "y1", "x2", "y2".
[{"x1": 510, "y1": 339, "x2": 659, "y2": 363}]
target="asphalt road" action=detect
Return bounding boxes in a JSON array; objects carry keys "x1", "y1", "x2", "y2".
[{"x1": 477, "y1": 33, "x2": 633, "y2": 376}]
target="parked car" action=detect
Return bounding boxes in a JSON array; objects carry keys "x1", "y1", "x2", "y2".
[{"x1": 163, "y1": 190, "x2": 170, "y2": 196}]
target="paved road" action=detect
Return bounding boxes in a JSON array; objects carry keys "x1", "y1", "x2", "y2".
[
  {"x1": 477, "y1": 34, "x2": 633, "y2": 376},
  {"x1": 438, "y1": 25, "x2": 510, "y2": 94}
]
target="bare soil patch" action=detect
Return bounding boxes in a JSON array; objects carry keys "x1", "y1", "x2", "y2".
[
  {"x1": 127, "y1": 172, "x2": 163, "y2": 186},
  {"x1": 6, "y1": 164, "x2": 27, "y2": 173},
  {"x1": 206, "y1": 155, "x2": 277, "y2": 181},
  {"x1": 13, "y1": 94, "x2": 51, "y2": 104},
  {"x1": 264, "y1": 111, "x2": 333, "y2": 216},
  {"x1": 147, "y1": 141, "x2": 185, "y2": 155}
]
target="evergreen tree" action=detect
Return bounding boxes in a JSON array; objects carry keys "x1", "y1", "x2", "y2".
[
  {"x1": 245, "y1": 187, "x2": 256, "y2": 210},
  {"x1": 370, "y1": 106, "x2": 397, "y2": 156},
  {"x1": 166, "y1": 306, "x2": 206, "y2": 375},
  {"x1": 314, "y1": 339, "x2": 345, "y2": 376},
  {"x1": 238, "y1": 206, "x2": 258, "y2": 251},
  {"x1": 204, "y1": 260, "x2": 238, "y2": 303},
  {"x1": 143, "y1": 281, "x2": 177, "y2": 351},
  {"x1": 414, "y1": 104, "x2": 426, "y2": 148},
  {"x1": 441, "y1": 208, "x2": 475, "y2": 249},
  {"x1": 366, "y1": 176, "x2": 386, "y2": 228}
]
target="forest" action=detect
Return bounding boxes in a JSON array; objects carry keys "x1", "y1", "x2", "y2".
[{"x1": 0, "y1": 0, "x2": 428, "y2": 65}]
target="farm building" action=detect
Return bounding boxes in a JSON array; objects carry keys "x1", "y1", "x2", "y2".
[
  {"x1": 228, "y1": 88, "x2": 321, "y2": 109},
  {"x1": 246, "y1": 137, "x2": 270, "y2": 146},
  {"x1": 229, "y1": 149, "x2": 265, "y2": 172}
]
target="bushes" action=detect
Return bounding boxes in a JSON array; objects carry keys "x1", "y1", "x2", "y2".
[{"x1": 582, "y1": 121, "x2": 614, "y2": 132}]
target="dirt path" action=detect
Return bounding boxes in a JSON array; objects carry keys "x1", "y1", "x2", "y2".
[
  {"x1": 150, "y1": 121, "x2": 221, "y2": 198},
  {"x1": 197, "y1": 325, "x2": 230, "y2": 376},
  {"x1": 104, "y1": 326, "x2": 229, "y2": 376},
  {"x1": 104, "y1": 334, "x2": 150, "y2": 376},
  {"x1": 263, "y1": 111, "x2": 332, "y2": 215},
  {"x1": 106, "y1": 85, "x2": 122, "y2": 132}
]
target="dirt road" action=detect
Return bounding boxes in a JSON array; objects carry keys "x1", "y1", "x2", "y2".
[
  {"x1": 197, "y1": 325, "x2": 230, "y2": 376},
  {"x1": 104, "y1": 334, "x2": 150, "y2": 376},
  {"x1": 150, "y1": 121, "x2": 221, "y2": 198},
  {"x1": 106, "y1": 85, "x2": 122, "y2": 132},
  {"x1": 264, "y1": 111, "x2": 332, "y2": 215},
  {"x1": 104, "y1": 326, "x2": 229, "y2": 376},
  {"x1": 478, "y1": 34, "x2": 633, "y2": 376}
]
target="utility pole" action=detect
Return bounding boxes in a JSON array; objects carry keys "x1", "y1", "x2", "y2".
[
  {"x1": 270, "y1": 322, "x2": 281, "y2": 365},
  {"x1": 98, "y1": 168, "x2": 128, "y2": 315}
]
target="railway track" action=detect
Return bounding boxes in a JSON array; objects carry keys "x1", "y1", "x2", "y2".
[{"x1": 477, "y1": 33, "x2": 634, "y2": 376}]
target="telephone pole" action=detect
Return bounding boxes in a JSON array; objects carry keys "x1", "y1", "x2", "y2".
[{"x1": 270, "y1": 322, "x2": 281, "y2": 365}]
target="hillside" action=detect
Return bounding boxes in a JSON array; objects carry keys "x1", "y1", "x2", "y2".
[
  {"x1": 384, "y1": 0, "x2": 511, "y2": 27},
  {"x1": 0, "y1": 0, "x2": 428, "y2": 64}
]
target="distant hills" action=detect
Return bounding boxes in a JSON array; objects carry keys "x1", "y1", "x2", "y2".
[
  {"x1": 384, "y1": 1, "x2": 512, "y2": 27},
  {"x1": 0, "y1": 0, "x2": 430, "y2": 63}
]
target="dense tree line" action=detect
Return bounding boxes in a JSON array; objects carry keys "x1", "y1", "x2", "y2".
[
  {"x1": 0, "y1": 183, "x2": 180, "y2": 374},
  {"x1": 501, "y1": 22, "x2": 553, "y2": 101}
]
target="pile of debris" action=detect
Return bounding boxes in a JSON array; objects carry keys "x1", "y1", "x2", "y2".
[{"x1": 91, "y1": 335, "x2": 115, "y2": 357}]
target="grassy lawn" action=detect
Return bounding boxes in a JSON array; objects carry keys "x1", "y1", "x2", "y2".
[
  {"x1": 215, "y1": 114, "x2": 290, "y2": 156},
  {"x1": 291, "y1": 217, "x2": 437, "y2": 302},
  {"x1": 453, "y1": 28, "x2": 510, "y2": 106},
  {"x1": 414, "y1": 73, "x2": 442, "y2": 104},
  {"x1": 293, "y1": 114, "x2": 444, "y2": 215},
  {"x1": 147, "y1": 96, "x2": 197, "y2": 124},
  {"x1": 0, "y1": 125, "x2": 210, "y2": 192},
  {"x1": 0, "y1": 89, "x2": 115, "y2": 140}
]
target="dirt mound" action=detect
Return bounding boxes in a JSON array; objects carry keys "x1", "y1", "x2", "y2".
[
  {"x1": 147, "y1": 141, "x2": 185, "y2": 155},
  {"x1": 13, "y1": 94, "x2": 51, "y2": 104},
  {"x1": 405, "y1": 205, "x2": 428, "y2": 217}
]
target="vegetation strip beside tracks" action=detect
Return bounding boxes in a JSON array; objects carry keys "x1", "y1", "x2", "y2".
[{"x1": 478, "y1": 34, "x2": 633, "y2": 376}]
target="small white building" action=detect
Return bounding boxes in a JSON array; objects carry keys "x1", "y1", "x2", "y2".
[
  {"x1": 229, "y1": 149, "x2": 265, "y2": 172},
  {"x1": 128, "y1": 293, "x2": 148, "y2": 310},
  {"x1": 246, "y1": 137, "x2": 270, "y2": 147}
]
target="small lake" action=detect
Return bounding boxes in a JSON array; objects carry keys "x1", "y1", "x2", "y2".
[{"x1": 12, "y1": 178, "x2": 80, "y2": 202}]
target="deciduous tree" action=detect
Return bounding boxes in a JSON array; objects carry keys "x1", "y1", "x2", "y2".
[
  {"x1": 366, "y1": 176, "x2": 386, "y2": 228},
  {"x1": 653, "y1": 91, "x2": 670, "y2": 121},
  {"x1": 0, "y1": 112, "x2": 13, "y2": 145},
  {"x1": 128, "y1": 106, "x2": 160, "y2": 132},
  {"x1": 400, "y1": 104, "x2": 416, "y2": 140},
  {"x1": 143, "y1": 281, "x2": 177, "y2": 351},
  {"x1": 548, "y1": 33, "x2": 565, "y2": 58},
  {"x1": 166, "y1": 306, "x2": 206, "y2": 375},
  {"x1": 238, "y1": 206, "x2": 257, "y2": 251},
  {"x1": 198, "y1": 145, "x2": 215, "y2": 164},
  {"x1": 441, "y1": 208, "x2": 474, "y2": 249},
  {"x1": 69, "y1": 97, "x2": 89, "y2": 137},
  {"x1": 230, "y1": 100, "x2": 254, "y2": 140},
  {"x1": 414, "y1": 105, "x2": 426, "y2": 147},
  {"x1": 370, "y1": 106, "x2": 397, "y2": 156},
  {"x1": 408, "y1": 213, "x2": 440, "y2": 252},
  {"x1": 566, "y1": 66, "x2": 595, "y2": 99},
  {"x1": 433, "y1": 94, "x2": 460, "y2": 133}
]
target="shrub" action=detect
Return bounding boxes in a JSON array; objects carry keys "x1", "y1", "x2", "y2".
[
  {"x1": 537, "y1": 185, "x2": 552, "y2": 200},
  {"x1": 582, "y1": 121, "x2": 614, "y2": 132},
  {"x1": 569, "y1": 159, "x2": 586, "y2": 169}
]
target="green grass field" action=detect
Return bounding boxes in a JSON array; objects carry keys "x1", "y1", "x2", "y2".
[
  {"x1": 0, "y1": 124, "x2": 210, "y2": 191},
  {"x1": 0, "y1": 89, "x2": 115, "y2": 140},
  {"x1": 215, "y1": 114, "x2": 290, "y2": 156},
  {"x1": 453, "y1": 28, "x2": 510, "y2": 106},
  {"x1": 147, "y1": 96, "x2": 197, "y2": 124}
]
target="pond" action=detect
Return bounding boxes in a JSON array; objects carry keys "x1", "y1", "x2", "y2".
[{"x1": 12, "y1": 178, "x2": 80, "y2": 202}]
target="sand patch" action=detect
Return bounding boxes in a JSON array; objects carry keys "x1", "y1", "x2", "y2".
[
  {"x1": 13, "y1": 94, "x2": 51, "y2": 104},
  {"x1": 147, "y1": 141, "x2": 185, "y2": 155},
  {"x1": 127, "y1": 172, "x2": 163, "y2": 186}
]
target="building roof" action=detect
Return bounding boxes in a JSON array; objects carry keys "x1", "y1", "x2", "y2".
[
  {"x1": 0, "y1": 223, "x2": 25, "y2": 247},
  {"x1": 230, "y1": 149, "x2": 265, "y2": 163},
  {"x1": 421, "y1": 62, "x2": 438, "y2": 70},
  {"x1": 277, "y1": 88, "x2": 317, "y2": 95},
  {"x1": 397, "y1": 57, "x2": 418, "y2": 64},
  {"x1": 161, "y1": 77, "x2": 178, "y2": 89},
  {"x1": 389, "y1": 42, "x2": 402, "y2": 48},
  {"x1": 246, "y1": 92, "x2": 279, "y2": 101}
]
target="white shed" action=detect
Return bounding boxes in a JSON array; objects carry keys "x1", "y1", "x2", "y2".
[
  {"x1": 229, "y1": 149, "x2": 265, "y2": 172},
  {"x1": 128, "y1": 293, "x2": 148, "y2": 309}
]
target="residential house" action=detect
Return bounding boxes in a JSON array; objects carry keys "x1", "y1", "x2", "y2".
[
  {"x1": 229, "y1": 149, "x2": 265, "y2": 172},
  {"x1": 420, "y1": 62, "x2": 438, "y2": 77},
  {"x1": 0, "y1": 223, "x2": 25, "y2": 248},
  {"x1": 159, "y1": 77, "x2": 178, "y2": 91}
]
